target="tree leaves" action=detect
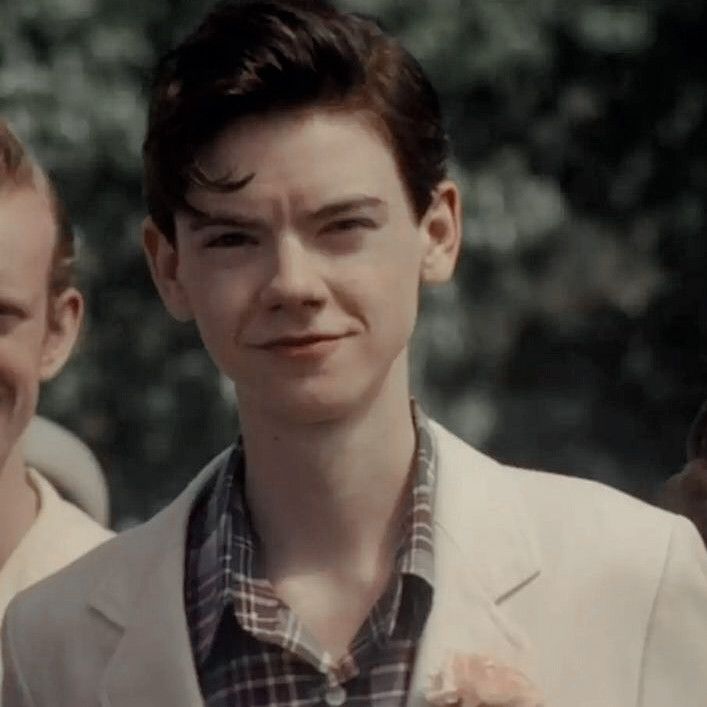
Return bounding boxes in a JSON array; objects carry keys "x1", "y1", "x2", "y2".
[{"x1": 1, "y1": 0, "x2": 704, "y2": 522}]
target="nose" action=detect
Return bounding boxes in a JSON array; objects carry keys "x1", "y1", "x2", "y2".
[{"x1": 258, "y1": 234, "x2": 326, "y2": 312}]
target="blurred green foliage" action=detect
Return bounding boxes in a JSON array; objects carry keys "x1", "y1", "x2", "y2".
[{"x1": 1, "y1": 0, "x2": 704, "y2": 526}]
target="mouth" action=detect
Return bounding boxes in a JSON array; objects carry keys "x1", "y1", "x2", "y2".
[
  {"x1": 256, "y1": 333, "x2": 351, "y2": 357},
  {"x1": 261, "y1": 333, "x2": 341, "y2": 347}
]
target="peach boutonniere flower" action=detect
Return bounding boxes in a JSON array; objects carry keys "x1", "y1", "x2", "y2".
[{"x1": 425, "y1": 653, "x2": 544, "y2": 707}]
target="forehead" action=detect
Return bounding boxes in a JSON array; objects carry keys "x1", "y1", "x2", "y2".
[
  {"x1": 0, "y1": 186, "x2": 55, "y2": 295},
  {"x1": 188, "y1": 109, "x2": 405, "y2": 213}
]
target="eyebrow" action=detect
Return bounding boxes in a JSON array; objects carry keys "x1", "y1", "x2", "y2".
[
  {"x1": 0, "y1": 293, "x2": 29, "y2": 317},
  {"x1": 306, "y1": 196, "x2": 387, "y2": 221},
  {"x1": 187, "y1": 212, "x2": 267, "y2": 232}
]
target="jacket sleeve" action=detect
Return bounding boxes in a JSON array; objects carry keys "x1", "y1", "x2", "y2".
[
  {"x1": 638, "y1": 515, "x2": 707, "y2": 706},
  {"x1": 2, "y1": 600, "x2": 35, "y2": 707}
]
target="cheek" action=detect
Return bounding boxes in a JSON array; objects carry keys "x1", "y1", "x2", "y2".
[
  {"x1": 372, "y1": 263, "x2": 421, "y2": 352},
  {"x1": 0, "y1": 338, "x2": 42, "y2": 421},
  {"x1": 185, "y1": 277, "x2": 252, "y2": 360},
  {"x1": 342, "y1": 264, "x2": 420, "y2": 345}
]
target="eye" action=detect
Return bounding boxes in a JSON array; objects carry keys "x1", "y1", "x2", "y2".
[
  {"x1": 326, "y1": 217, "x2": 376, "y2": 233},
  {"x1": 204, "y1": 231, "x2": 257, "y2": 248},
  {"x1": 0, "y1": 307, "x2": 21, "y2": 333},
  {"x1": 0, "y1": 304, "x2": 21, "y2": 318}
]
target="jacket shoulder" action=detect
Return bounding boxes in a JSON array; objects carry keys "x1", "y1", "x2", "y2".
[
  {"x1": 513, "y1": 464, "x2": 678, "y2": 546},
  {"x1": 41, "y1": 479, "x2": 114, "y2": 554},
  {"x1": 432, "y1": 419, "x2": 690, "y2": 573}
]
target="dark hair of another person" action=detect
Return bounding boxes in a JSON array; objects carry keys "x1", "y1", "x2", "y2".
[
  {"x1": 0, "y1": 120, "x2": 75, "y2": 295},
  {"x1": 143, "y1": 0, "x2": 449, "y2": 242},
  {"x1": 687, "y1": 401, "x2": 707, "y2": 461}
]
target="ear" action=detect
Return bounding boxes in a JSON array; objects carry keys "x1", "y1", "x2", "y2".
[
  {"x1": 419, "y1": 180, "x2": 462, "y2": 284},
  {"x1": 142, "y1": 216, "x2": 193, "y2": 322},
  {"x1": 40, "y1": 287, "x2": 83, "y2": 381}
]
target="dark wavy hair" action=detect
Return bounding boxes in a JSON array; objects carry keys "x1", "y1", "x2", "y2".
[
  {"x1": 143, "y1": 0, "x2": 449, "y2": 241},
  {"x1": 0, "y1": 119, "x2": 75, "y2": 295}
]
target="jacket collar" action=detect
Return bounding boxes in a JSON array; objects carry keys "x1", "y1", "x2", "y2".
[
  {"x1": 429, "y1": 420, "x2": 540, "y2": 602},
  {"x1": 88, "y1": 424, "x2": 541, "y2": 707},
  {"x1": 406, "y1": 421, "x2": 542, "y2": 706},
  {"x1": 92, "y1": 448, "x2": 233, "y2": 707}
]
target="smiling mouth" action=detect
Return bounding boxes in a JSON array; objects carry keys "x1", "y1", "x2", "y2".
[
  {"x1": 257, "y1": 333, "x2": 350, "y2": 356},
  {"x1": 260, "y1": 333, "x2": 343, "y2": 348}
]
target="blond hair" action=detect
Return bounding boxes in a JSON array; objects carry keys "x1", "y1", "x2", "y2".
[{"x1": 0, "y1": 120, "x2": 75, "y2": 294}]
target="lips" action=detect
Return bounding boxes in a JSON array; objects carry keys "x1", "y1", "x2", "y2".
[
  {"x1": 259, "y1": 333, "x2": 344, "y2": 349},
  {"x1": 253, "y1": 332, "x2": 352, "y2": 360}
]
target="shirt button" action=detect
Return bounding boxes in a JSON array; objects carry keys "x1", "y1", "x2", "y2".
[{"x1": 323, "y1": 684, "x2": 347, "y2": 706}]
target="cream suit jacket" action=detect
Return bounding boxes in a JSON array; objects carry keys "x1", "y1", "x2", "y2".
[{"x1": 3, "y1": 422, "x2": 707, "y2": 706}]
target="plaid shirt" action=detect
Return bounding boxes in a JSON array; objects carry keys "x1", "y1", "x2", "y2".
[{"x1": 185, "y1": 404, "x2": 437, "y2": 706}]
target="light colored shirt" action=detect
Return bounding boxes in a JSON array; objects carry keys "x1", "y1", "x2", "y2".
[{"x1": 0, "y1": 469, "x2": 113, "y2": 688}]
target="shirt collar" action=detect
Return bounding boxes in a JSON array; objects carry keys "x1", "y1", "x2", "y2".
[{"x1": 193, "y1": 400, "x2": 437, "y2": 662}]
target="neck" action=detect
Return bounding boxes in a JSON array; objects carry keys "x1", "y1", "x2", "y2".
[
  {"x1": 239, "y1": 356, "x2": 417, "y2": 584},
  {"x1": 0, "y1": 443, "x2": 39, "y2": 570}
]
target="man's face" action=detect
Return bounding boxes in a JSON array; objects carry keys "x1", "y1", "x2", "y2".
[
  {"x1": 0, "y1": 187, "x2": 55, "y2": 469},
  {"x1": 150, "y1": 109, "x2": 458, "y2": 423}
]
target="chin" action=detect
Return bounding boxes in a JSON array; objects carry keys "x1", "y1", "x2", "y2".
[{"x1": 247, "y1": 382, "x2": 368, "y2": 425}]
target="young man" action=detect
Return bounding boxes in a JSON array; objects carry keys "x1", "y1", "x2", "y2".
[
  {"x1": 3, "y1": 2, "x2": 706, "y2": 705},
  {"x1": 0, "y1": 121, "x2": 113, "y2": 685}
]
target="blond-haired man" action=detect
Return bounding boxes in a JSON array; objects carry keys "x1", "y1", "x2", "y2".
[{"x1": 0, "y1": 122, "x2": 112, "y2": 686}]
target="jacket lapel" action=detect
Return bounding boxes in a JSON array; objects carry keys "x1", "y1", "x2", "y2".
[
  {"x1": 407, "y1": 422, "x2": 542, "y2": 706},
  {"x1": 98, "y1": 539, "x2": 202, "y2": 707},
  {"x1": 89, "y1": 449, "x2": 233, "y2": 707}
]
